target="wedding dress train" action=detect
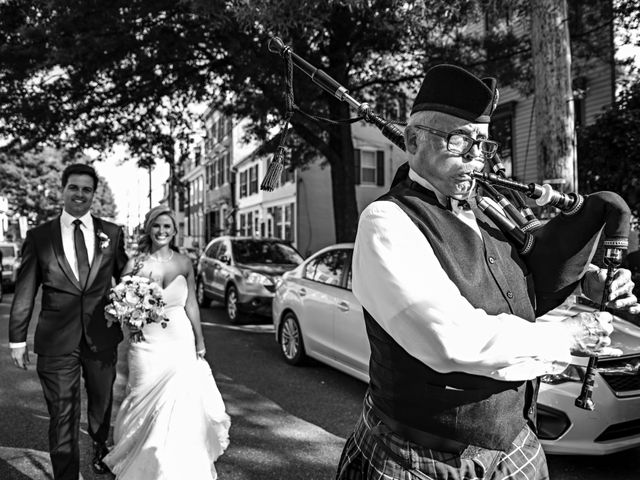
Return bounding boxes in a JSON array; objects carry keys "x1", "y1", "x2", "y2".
[{"x1": 104, "y1": 275, "x2": 230, "y2": 479}]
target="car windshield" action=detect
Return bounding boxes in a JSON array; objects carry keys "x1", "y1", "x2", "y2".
[
  {"x1": 232, "y1": 240, "x2": 303, "y2": 265},
  {"x1": 0, "y1": 246, "x2": 15, "y2": 257}
]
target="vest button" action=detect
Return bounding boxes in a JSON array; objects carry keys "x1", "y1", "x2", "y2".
[
  {"x1": 506, "y1": 291, "x2": 514, "y2": 299},
  {"x1": 488, "y1": 256, "x2": 495, "y2": 264}
]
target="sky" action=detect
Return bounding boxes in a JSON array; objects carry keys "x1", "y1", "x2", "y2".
[{"x1": 93, "y1": 145, "x2": 170, "y2": 231}]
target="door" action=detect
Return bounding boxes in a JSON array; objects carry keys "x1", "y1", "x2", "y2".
[
  {"x1": 211, "y1": 239, "x2": 232, "y2": 297},
  {"x1": 200, "y1": 240, "x2": 221, "y2": 296},
  {"x1": 297, "y1": 249, "x2": 348, "y2": 361},
  {"x1": 332, "y1": 253, "x2": 370, "y2": 376}
]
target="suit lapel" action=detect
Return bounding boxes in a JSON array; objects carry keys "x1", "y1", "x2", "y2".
[
  {"x1": 51, "y1": 217, "x2": 83, "y2": 291},
  {"x1": 85, "y1": 216, "x2": 105, "y2": 290}
]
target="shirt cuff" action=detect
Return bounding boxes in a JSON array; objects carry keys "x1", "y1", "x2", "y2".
[{"x1": 9, "y1": 342, "x2": 27, "y2": 349}]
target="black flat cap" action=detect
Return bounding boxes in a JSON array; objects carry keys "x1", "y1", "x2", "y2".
[{"x1": 410, "y1": 64, "x2": 499, "y2": 123}]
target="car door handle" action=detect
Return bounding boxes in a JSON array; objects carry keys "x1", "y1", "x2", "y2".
[
  {"x1": 337, "y1": 301, "x2": 350, "y2": 312},
  {"x1": 298, "y1": 287, "x2": 307, "y2": 296}
]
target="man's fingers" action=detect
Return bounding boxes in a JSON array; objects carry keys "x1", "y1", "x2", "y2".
[{"x1": 598, "y1": 346, "x2": 623, "y2": 357}]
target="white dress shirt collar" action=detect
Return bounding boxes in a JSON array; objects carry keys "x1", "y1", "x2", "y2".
[
  {"x1": 61, "y1": 209, "x2": 93, "y2": 229},
  {"x1": 408, "y1": 167, "x2": 449, "y2": 207}
]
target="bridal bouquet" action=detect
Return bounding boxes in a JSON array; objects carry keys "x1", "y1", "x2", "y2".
[{"x1": 105, "y1": 275, "x2": 169, "y2": 342}]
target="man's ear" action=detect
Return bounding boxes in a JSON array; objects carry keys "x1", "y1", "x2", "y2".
[{"x1": 405, "y1": 126, "x2": 419, "y2": 155}]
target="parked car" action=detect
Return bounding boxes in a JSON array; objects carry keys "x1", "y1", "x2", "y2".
[
  {"x1": 196, "y1": 236, "x2": 304, "y2": 323},
  {"x1": 272, "y1": 243, "x2": 640, "y2": 456},
  {"x1": 0, "y1": 241, "x2": 20, "y2": 291}
]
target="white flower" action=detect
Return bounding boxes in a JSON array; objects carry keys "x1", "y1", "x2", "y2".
[{"x1": 97, "y1": 230, "x2": 110, "y2": 249}]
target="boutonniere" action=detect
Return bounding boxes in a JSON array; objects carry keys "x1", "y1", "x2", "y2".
[{"x1": 97, "y1": 230, "x2": 110, "y2": 250}]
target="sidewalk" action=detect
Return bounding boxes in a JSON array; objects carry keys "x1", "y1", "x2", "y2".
[{"x1": 0, "y1": 295, "x2": 346, "y2": 480}]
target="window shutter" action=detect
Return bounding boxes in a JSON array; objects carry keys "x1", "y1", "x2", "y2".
[
  {"x1": 376, "y1": 150, "x2": 384, "y2": 186},
  {"x1": 354, "y1": 149, "x2": 361, "y2": 185}
]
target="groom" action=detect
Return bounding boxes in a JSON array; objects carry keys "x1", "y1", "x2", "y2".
[{"x1": 9, "y1": 163, "x2": 128, "y2": 480}]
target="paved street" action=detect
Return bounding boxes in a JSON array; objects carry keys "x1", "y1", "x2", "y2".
[{"x1": 1, "y1": 294, "x2": 639, "y2": 479}]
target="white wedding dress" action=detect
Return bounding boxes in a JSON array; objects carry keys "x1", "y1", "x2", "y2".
[{"x1": 104, "y1": 275, "x2": 230, "y2": 480}]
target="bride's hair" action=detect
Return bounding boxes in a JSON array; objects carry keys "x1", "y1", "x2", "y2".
[{"x1": 137, "y1": 205, "x2": 180, "y2": 254}]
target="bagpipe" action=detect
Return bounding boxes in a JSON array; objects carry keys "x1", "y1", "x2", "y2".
[{"x1": 263, "y1": 37, "x2": 632, "y2": 411}]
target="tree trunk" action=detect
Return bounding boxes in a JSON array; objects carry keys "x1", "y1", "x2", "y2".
[
  {"x1": 327, "y1": 101, "x2": 359, "y2": 243},
  {"x1": 530, "y1": 0, "x2": 577, "y2": 193}
]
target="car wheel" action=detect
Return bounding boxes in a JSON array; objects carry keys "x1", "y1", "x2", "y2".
[
  {"x1": 196, "y1": 278, "x2": 210, "y2": 308},
  {"x1": 225, "y1": 285, "x2": 242, "y2": 324},
  {"x1": 279, "y1": 312, "x2": 306, "y2": 365}
]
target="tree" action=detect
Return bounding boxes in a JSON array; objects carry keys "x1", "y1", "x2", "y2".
[
  {"x1": 577, "y1": 80, "x2": 640, "y2": 220},
  {"x1": 0, "y1": 148, "x2": 118, "y2": 225},
  {"x1": 93, "y1": 176, "x2": 118, "y2": 221},
  {"x1": 2, "y1": 0, "x2": 637, "y2": 240},
  {"x1": 530, "y1": 0, "x2": 576, "y2": 192},
  {"x1": 0, "y1": 0, "x2": 526, "y2": 241}
]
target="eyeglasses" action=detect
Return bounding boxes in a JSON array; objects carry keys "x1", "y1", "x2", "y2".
[{"x1": 414, "y1": 125, "x2": 500, "y2": 160}]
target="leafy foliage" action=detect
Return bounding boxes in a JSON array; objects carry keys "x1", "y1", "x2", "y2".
[
  {"x1": 0, "y1": 148, "x2": 118, "y2": 224},
  {"x1": 1, "y1": 0, "x2": 637, "y2": 240},
  {"x1": 577, "y1": 80, "x2": 640, "y2": 220}
]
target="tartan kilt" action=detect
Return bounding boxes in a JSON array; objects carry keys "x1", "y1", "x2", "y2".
[{"x1": 336, "y1": 395, "x2": 549, "y2": 480}]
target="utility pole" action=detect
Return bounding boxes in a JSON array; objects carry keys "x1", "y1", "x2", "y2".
[{"x1": 148, "y1": 164, "x2": 153, "y2": 209}]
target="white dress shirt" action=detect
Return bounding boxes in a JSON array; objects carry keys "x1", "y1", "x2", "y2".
[
  {"x1": 10, "y1": 210, "x2": 95, "y2": 350},
  {"x1": 352, "y1": 168, "x2": 573, "y2": 382}
]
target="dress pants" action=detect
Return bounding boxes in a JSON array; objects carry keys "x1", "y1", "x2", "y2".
[{"x1": 36, "y1": 337, "x2": 118, "y2": 480}]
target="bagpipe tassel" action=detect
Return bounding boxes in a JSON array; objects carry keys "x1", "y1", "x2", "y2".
[{"x1": 260, "y1": 146, "x2": 286, "y2": 192}]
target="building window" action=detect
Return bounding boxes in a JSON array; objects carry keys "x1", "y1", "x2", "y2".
[
  {"x1": 223, "y1": 152, "x2": 231, "y2": 184},
  {"x1": 489, "y1": 102, "x2": 515, "y2": 177},
  {"x1": 249, "y1": 165, "x2": 259, "y2": 195},
  {"x1": 217, "y1": 117, "x2": 225, "y2": 142},
  {"x1": 217, "y1": 156, "x2": 224, "y2": 186},
  {"x1": 239, "y1": 213, "x2": 246, "y2": 236},
  {"x1": 354, "y1": 149, "x2": 385, "y2": 186},
  {"x1": 284, "y1": 203, "x2": 294, "y2": 242},
  {"x1": 239, "y1": 170, "x2": 248, "y2": 198},
  {"x1": 273, "y1": 206, "x2": 282, "y2": 239}
]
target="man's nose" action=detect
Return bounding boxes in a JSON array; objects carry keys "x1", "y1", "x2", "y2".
[{"x1": 463, "y1": 144, "x2": 484, "y2": 163}]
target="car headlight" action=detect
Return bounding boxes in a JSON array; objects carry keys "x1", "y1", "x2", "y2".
[
  {"x1": 540, "y1": 364, "x2": 584, "y2": 385},
  {"x1": 244, "y1": 271, "x2": 274, "y2": 286}
]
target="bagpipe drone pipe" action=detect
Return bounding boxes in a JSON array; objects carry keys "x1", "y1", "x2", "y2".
[{"x1": 263, "y1": 36, "x2": 632, "y2": 410}]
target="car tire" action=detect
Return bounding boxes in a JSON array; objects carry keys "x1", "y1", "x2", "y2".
[
  {"x1": 225, "y1": 285, "x2": 243, "y2": 324},
  {"x1": 279, "y1": 312, "x2": 306, "y2": 365},
  {"x1": 196, "y1": 278, "x2": 210, "y2": 308}
]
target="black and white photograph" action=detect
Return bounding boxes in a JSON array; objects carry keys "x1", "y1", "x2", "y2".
[{"x1": 1, "y1": 1, "x2": 640, "y2": 479}]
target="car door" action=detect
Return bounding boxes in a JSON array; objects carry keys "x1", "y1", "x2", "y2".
[
  {"x1": 297, "y1": 249, "x2": 348, "y2": 361},
  {"x1": 211, "y1": 239, "x2": 232, "y2": 297},
  {"x1": 332, "y1": 251, "x2": 370, "y2": 377},
  {"x1": 200, "y1": 240, "x2": 220, "y2": 296}
]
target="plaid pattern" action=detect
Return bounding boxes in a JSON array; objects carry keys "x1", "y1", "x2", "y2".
[{"x1": 336, "y1": 395, "x2": 549, "y2": 480}]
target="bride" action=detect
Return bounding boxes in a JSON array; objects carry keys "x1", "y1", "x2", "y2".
[{"x1": 104, "y1": 206, "x2": 230, "y2": 479}]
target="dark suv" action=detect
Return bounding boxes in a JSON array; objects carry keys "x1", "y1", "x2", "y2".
[{"x1": 196, "y1": 236, "x2": 304, "y2": 323}]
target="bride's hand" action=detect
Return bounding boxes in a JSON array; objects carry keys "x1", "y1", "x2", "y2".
[{"x1": 196, "y1": 338, "x2": 206, "y2": 359}]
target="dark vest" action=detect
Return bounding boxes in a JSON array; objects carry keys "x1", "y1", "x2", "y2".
[{"x1": 364, "y1": 177, "x2": 539, "y2": 451}]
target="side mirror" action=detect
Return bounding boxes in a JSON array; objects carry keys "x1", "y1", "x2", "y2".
[{"x1": 219, "y1": 254, "x2": 231, "y2": 265}]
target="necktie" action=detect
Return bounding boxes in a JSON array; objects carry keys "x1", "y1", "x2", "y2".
[{"x1": 73, "y1": 219, "x2": 90, "y2": 287}]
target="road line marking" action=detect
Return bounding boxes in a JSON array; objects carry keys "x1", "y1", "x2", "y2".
[{"x1": 201, "y1": 322, "x2": 275, "y2": 333}]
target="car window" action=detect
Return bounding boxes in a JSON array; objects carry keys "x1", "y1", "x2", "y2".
[
  {"x1": 205, "y1": 241, "x2": 220, "y2": 258},
  {"x1": 217, "y1": 242, "x2": 230, "y2": 261},
  {"x1": 231, "y1": 240, "x2": 303, "y2": 264},
  {"x1": 304, "y1": 249, "x2": 350, "y2": 287},
  {"x1": 0, "y1": 246, "x2": 15, "y2": 258}
]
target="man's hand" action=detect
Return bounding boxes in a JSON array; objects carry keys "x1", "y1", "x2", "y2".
[
  {"x1": 582, "y1": 267, "x2": 640, "y2": 314},
  {"x1": 11, "y1": 346, "x2": 30, "y2": 370},
  {"x1": 563, "y1": 311, "x2": 622, "y2": 357}
]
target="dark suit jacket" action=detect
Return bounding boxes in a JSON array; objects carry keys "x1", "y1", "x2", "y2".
[{"x1": 9, "y1": 215, "x2": 128, "y2": 355}]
